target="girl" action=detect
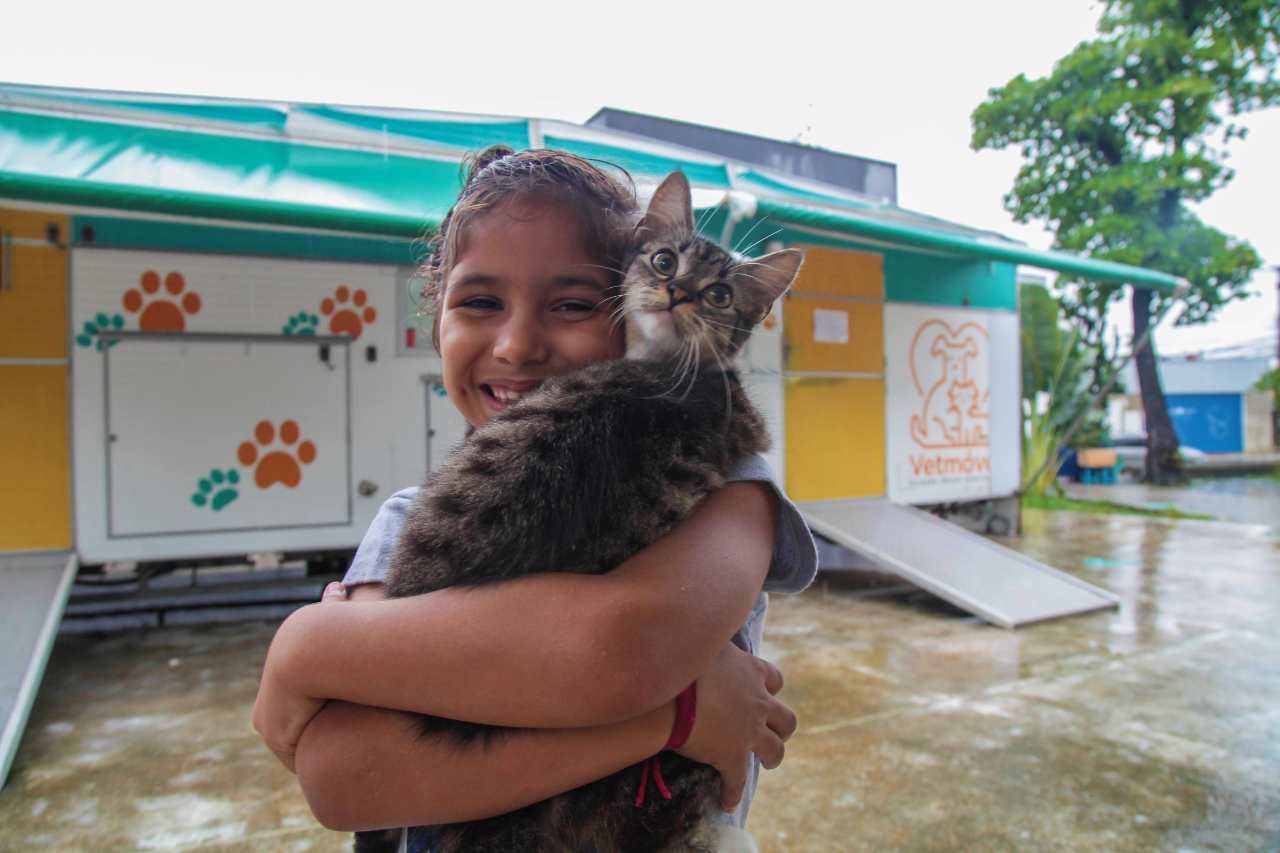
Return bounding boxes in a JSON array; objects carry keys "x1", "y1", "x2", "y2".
[{"x1": 253, "y1": 147, "x2": 817, "y2": 846}]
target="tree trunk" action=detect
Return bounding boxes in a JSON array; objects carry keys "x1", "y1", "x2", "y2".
[{"x1": 1131, "y1": 287, "x2": 1185, "y2": 485}]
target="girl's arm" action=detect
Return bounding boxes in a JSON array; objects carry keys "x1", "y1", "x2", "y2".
[
  {"x1": 298, "y1": 699, "x2": 674, "y2": 831},
  {"x1": 255, "y1": 481, "x2": 778, "y2": 761},
  {"x1": 298, "y1": 641, "x2": 794, "y2": 831}
]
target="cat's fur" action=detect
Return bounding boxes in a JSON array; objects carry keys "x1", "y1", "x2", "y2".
[{"x1": 355, "y1": 171, "x2": 803, "y2": 853}]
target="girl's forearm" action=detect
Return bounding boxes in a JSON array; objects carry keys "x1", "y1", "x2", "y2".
[
  {"x1": 271, "y1": 482, "x2": 777, "y2": 728},
  {"x1": 296, "y1": 699, "x2": 675, "y2": 831}
]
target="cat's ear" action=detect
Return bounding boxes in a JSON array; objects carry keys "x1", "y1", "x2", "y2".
[
  {"x1": 639, "y1": 171, "x2": 694, "y2": 237},
  {"x1": 739, "y1": 248, "x2": 804, "y2": 322}
]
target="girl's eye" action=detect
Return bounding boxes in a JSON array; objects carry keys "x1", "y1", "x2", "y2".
[
  {"x1": 460, "y1": 296, "x2": 501, "y2": 310},
  {"x1": 554, "y1": 301, "x2": 596, "y2": 314},
  {"x1": 651, "y1": 250, "x2": 678, "y2": 277},
  {"x1": 702, "y1": 284, "x2": 733, "y2": 309}
]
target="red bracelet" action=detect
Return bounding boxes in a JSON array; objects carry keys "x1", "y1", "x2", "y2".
[
  {"x1": 636, "y1": 683, "x2": 697, "y2": 807},
  {"x1": 663, "y1": 683, "x2": 697, "y2": 750}
]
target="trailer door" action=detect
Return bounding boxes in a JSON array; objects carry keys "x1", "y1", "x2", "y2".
[
  {"x1": 102, "y1": 332, "x2": 351, "y2": 538},
  {"x1": 783, "y1": 246, "x2": 886, "y2": 502},
  {"x1": 0, "y1": 208, "x2": 71, "y2": 552}
]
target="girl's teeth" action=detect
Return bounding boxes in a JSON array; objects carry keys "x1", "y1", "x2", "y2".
[{"x1": 491, "y1": 387, "x2": 526, "y2": 403}]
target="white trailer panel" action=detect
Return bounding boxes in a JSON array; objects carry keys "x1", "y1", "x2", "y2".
[
  {"x1": 884, "y1": 302, "x2": 1020, "y2": 504},
  {"x1": 71, "y1": 249, "x2": 467, "y2": 563}
]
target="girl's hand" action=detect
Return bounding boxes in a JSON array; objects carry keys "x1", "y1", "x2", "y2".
[
  {"x1": 674, "y1": 643, "x2": 797, "y2": 813},
  {"x1": 252, "y1": 582, "x2": 350, "y2": 772}
]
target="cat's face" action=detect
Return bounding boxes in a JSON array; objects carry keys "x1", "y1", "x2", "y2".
[{"x1": 621, "y1": 171, "x2": 803, "y2": 364}]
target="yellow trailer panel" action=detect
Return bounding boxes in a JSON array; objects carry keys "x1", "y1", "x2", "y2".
[
  {"x1": 0, "y1": 208, "x2": 71, "y2": 552},
  {"x1": 783, "y1": 246, "x2": 886, "y2": 502}
]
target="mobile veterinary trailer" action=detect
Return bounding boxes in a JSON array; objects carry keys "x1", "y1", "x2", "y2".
[{"x1": 0, "y1": 84, "x2": 1180, "y2": 783}]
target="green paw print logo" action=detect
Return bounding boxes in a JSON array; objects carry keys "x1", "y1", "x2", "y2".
[
  {"x1": 191, "y1": 468, "x2": 240, "y2": 511},
  {"x1": 283, "y1": 312, "x2": 320, "y2": 336},
  {"x1": 75, "y1": 314, "x2": 125, "y2": 350}
]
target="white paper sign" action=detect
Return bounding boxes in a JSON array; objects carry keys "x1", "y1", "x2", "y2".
[
  {"x1": 813, "y1": 308, "x2": 850, "y2": 344},
  {"x1": 885, "y1": 304, "x2": 994, "y2": 503}
]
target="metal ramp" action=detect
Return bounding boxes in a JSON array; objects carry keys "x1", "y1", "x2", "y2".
[
  {"x1": 1, "y1": 552, "x2": 77, "y2": 787},
  {"x1": 799, "y1": 499, "x2": 1119, "y2": 628}
]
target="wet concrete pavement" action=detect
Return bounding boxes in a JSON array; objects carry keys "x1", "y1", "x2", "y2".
[
  {"x1": 1066, "y1": 475, "x2": 1280, "y2": 528},
  {"x1": 2, "y1": 509, "x2": 1278, "y2": 852},
  {"x1": 752, "y1": 510, "x2": 1280, "y2": 852},
  {"x1": 0, "y1": 621, "x2": 347, "y2": 852}
]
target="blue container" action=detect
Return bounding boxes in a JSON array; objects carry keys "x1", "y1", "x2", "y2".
[
  {"x1": 1056, "y1": 448, "x2": 1080, "y2": 480},
  {"x1": 1166, "y1": 393, "x2": 1243, "y2": 454}
]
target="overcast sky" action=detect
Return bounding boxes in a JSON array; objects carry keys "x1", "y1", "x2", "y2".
[{"x1": 4, "y1": 0, "x2": 1275, "y2": 359}]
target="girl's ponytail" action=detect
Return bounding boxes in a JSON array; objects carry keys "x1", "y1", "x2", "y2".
[{"x1": 462, "y1": 145, "x2": 516, "y2": 187}]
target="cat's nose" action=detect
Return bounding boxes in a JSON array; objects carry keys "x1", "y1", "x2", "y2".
[{"x1": 667, "y1": 281, "x2": 694, "y2": 306}]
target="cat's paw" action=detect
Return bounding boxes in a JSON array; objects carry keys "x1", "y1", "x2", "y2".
[{"x1": 687, "y1": 823, "x2": 759, "y2": 853}]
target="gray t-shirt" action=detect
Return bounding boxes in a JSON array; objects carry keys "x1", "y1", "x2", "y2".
[{"x1": 343, "y1": 454, "x2": 817, "y2": 844}]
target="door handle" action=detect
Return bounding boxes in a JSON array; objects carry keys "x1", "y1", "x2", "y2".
[{"x1": 2, "y1": 233, "x2": 11, "y2": 291}]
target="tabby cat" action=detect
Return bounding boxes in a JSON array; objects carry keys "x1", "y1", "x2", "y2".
[{"x1": 357, "y1": 170, "x2": 803, "y2": 853}]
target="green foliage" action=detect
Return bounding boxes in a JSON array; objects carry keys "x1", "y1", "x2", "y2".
[
  {"x1": 972, "y1": 0, "x2": 1276, "y2": 378},
  {"x1": 1020, "y1": 282, "x2": 1064, "y2": 398},
  {"x1": 1021, "y1": 492, "x2": 1213, "y2": 519},
  {"x1": 1020, "y1": 283, "x2": 1108, "y2": 450},
  {"x1": 1255, "y1": 364, "x2": 1280, "y2": 398},
  {"x1": 1022, "y1": 400, "x2": 1067, "y2": 498}
]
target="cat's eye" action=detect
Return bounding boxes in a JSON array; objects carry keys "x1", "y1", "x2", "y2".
[
  {"x1": 651, "y1": 250, "x2": 678, "y2": 277},
  {"x1": 701, "y1": 284, "x2": 733, "y2": 309}
]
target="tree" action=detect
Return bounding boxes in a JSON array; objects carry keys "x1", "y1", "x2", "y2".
[
  {"x1": 972, "y1": 0, "x2": 1278, "y2": 484},
  {"x1": 1256, "y1": 363, "x2": 1280, "y2": 447}
]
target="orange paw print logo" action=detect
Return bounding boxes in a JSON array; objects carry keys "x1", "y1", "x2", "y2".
[
  {"x1": 237, "y1": 420, "x2": 317, "y2": 489},
  {"x1": 321, "y1": 286, "x2": 376, "y2": 338},
  {"x1": 124, "y1": 271, "x2": 201, "y2": 331}
]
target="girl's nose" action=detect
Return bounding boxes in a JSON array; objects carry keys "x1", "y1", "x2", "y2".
[{"x1": 493, "y1": 314, "x2": 550, "y2": 367}]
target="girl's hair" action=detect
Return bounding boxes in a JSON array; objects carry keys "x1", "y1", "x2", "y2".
[{"x1": 418, "y1": 145, "x2": 639, "y2": 350}]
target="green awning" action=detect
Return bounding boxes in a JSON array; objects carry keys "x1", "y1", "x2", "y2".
[
  {"x1": 303, "y1": 106, "x2": 531, "y2": 153},
  {"x1": 0, "y1": 106, "x2": 458, "y2": 237},
  {"x1": 542, "y1": 132, "x2": 733, "y2": 189},
  {"x1": 752, "y1": 198, "x2": 1181, "y2": 291},
  {"x1": 0, "y1": 83, "x2": 1180, "y2": 291}
]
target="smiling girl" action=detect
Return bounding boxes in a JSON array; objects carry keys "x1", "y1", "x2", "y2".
[{"x1": 252, "y1": 147, "x2": 817, "y2": 850}]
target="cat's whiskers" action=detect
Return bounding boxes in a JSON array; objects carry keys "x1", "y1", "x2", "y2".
[
  {"x1": 600, "y1": 292, "x2": 635, "y2": 332},
  {"x1": 735, "y1": 350, "x2": 787, "y2": 380},
  {"x1": 647, "y1": 337, "x2": 696, "y2": 400},
  {"x1": 694, "y1": 200, "x2": 720, "y2": 236},
  {"x1": 605, "y1": 305, "x2": 636, "y2": 338},
  {"x1": 736, "y1": 229, "x2": 784, "y2": 257},
  {"x1": 703, "y1": 331, "x2": 736, "y2": 436},
  {"x1": 573, "y1": 263, "x2": 628, "y2": 278},
  {"x1": 692, "y1": 315, "x2": 744, "y2": 332},
  {"x1": 732, "y1": 270, "x2": 792, "y2": 297},
  {"x1": 675, "y1": 336, "x2": 704, "y2": 403},
  {"x1": 688, "y1": 314, "x2": 753, "y2": 352},
  {"x1": 731, "y1": 215, "x2": 773, "y2": 255}
]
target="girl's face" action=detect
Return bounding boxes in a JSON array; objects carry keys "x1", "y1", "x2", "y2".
[{"x1": 438, "y1": 198, "x2": 625, "y2": 427}]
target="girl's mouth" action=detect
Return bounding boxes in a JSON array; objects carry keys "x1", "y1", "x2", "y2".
[{"x1": 481, "y1": 383, "x2": 540, "y2": 408}]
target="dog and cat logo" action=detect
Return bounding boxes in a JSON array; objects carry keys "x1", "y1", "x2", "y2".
[
  {"x1": 891, "y1": 313, "x2": 993, "y2": 492},
  {"x1": 908, "y1": 320, "x2": 990, "y2": 450}
]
